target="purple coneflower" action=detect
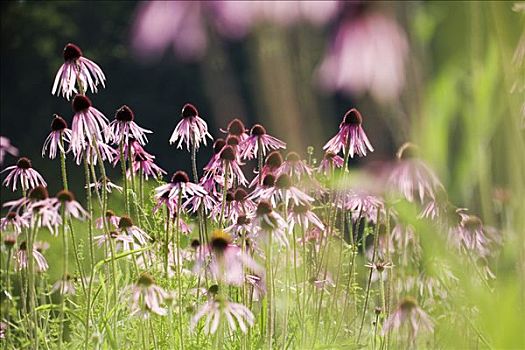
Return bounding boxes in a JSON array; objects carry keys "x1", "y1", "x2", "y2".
[
  {"x1": 87, "y1": 176, "x2": 123, "y2": 193},
  {"x1": 0, "y1": 136, "x2": 19, "y2": 165},
  {"x1": 190, "y1": 288, "x2": 255, "y2": 334},
  {"x1": 240, "y1": 124, "x2": 286, "y2": 160},
  {"x1": 387, "y1": 143, "x2": 443, "y2": 203},
  {"x1": 221, "y1": 118, "x2": 249, "y2": 141},
  {"x1": 69, "y1": 94, "x2": 110, "y2": 158},
  {"x1": 279, "y1": 151, "x2": 313, "y2": 179},
  {"x1": 118, "y1": 216, "x2": 151, "y2": 247},
  {"x1": 449, "y1": 210, "x2": 491, "y2": 258},
  {"x1": 169, "y1": 103, "x2": 212, "y2": 151},
  {"x1": 287, "y1": 203, "x2": 325, "y2": 232},
  {"x1": 107, "y1": 105, "x2": 152, "y2": 146},
  {"x1": 365, "y1": 260, "x2": 394, "y2": 282},
  {"x1": 132, "y1": 150, "x2": 166, "y2": 180},
  {"x1": 249, "y1": 150, "x2": 283, "y2": 188},
  {"x1": 155, "y1": 171, "x2": 207, "y2": 206},
  {"x1": 217, "y1": 145, "x2": 248, "y2": 187},
  {"x1": 1, "y1": 211, "x2": 29, "y2": 234},
  {"x1": 14, "y1": 241, "x2": 49, "y2": 272},
  {"x1": 340, "y1": 190, "x2": 384, "y2": 223},
  {"x1": 323, "y1": 108, "x2": 374, "y2": 158},
  {"x1": 42, "y1": 115, "x2": 72, "y2": 159},
  {"x1": 52, "y1": 43, "x2": 106, "y2": 100},
  {"x1": 194, "y1": 230, "x2": 262, "y2": 286},
  {"x1": 224, "y1": 214, "x2": 253, "y2": 238},
  {"x1": 130, "y1": 273, "x2": 169, "y2": 318},
  {"x1": 382, "y1": 297, "x2": 434, "y2": 341},
  {"x1": 258, "y1": 173, "x2": 314, "y2": 207},
  {"x1": 2, "y1": 157, "x2": 47, "y2": 191},
  {"x1": 317, "y1": 151, "x2": 344, "y2": 176},
  {"x1": 93, "y1": 231, "x2": 134, "y2": 252},
  {"x1": 53, "y1": 190, "x2": 89, "y2": 221},
  {"x1": 251, "y1": 201, "x2": 289, "y2": 247},
  {"x1": 96, "y1": 210, "x2": 120, "y2": 230},
  {"x1": 204, "y1": 138, "x2": 226, "y2": 173},
  {"x1": 51, "y1": 274, "x2": 76, "y2": 295}
]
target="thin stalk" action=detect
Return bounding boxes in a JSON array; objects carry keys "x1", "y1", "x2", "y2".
[
  {"x1": 120, "y1": 140, "x2": 130, "y2": 215},
  {"x1": 164, "y1": 208, "x2": 171, "y2": 278},
  {"x1": 357, "y1": 210, "x2": 381, "y2": 344},
  {"x1": 265, "y1": 233, "x2": 274, "y2": 349},
  {"x1": 58, "y1": 207, "x2": 68, "y2": 350},
  {"x1": 27, "y1": 220, "x2": 39, "y2": 349},
  {"x1": 174, "y1": 192, "x2": 185, "y2": 350},
  {"x1": 59, "y1": 134, "x2": 68, "y2": 190},
  {"x1": 218, "y1": 164, "x2": 230, "y2": 227}
]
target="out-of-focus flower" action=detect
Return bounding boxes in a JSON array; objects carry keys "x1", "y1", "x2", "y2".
[
  {"x1": 190, "y1": 290, "x2": 255, "y2": 334},
  {"x1": 323, "y1": 108, "x2": 374, "y2": 159},
  {"x1": 70, "y1": 95, "x2": 110, "y2": 158},
  {"x1": 279, "y1": 152, "x2": 313, "y2": 180},
  {"x1": 14, "y1": 241, "x2": 49, "y2": 272},
  {"x1": 240, "y1": 124, "x2": 286, "y2": 161},
  {"x1": 251, "y1": 200, "x2": 289, "y2": 247},
  {"x1": 2, "y1": 157, "x2": 47, "y2": 192},
  {"x1": 132, "y1": 2, "x2": 339, "y2": 61},
  {"x1": 130, "y1": 273, "x2": 170, "y2": 318},
  {"x1": 0, "y1": 136, "x2": 19, "y2": 165},
  {"x1": 255, "y1": 173, "x2": 314, "y2": 207},
  {"x1": 339, "y1": 190, "x2": 384, "y2": 223},
  {"x1": 317, "y1": 151, "x2": 344, "y2": 176},
  {"x1": 387, "y1": 143, "x2": 443, "y2": 203},
  {"x1": 96, "y1": 210, "x2": 120, "y2": 230},
  {"x1": 42, "y1": 115, "x2": 71, "y2": 159},
  {"x1": 107, "y1": 105, "x2": 152, "y2": 146},
  {"x1": 87, "y1": 176, "x2": 123, "y2": 193},
  {"x1": 51, "y1": 274, "x2": 76, "y2": 295},
  {"x1": 287, "y1": 203, "x2": 325, "y2": 232},
  {"x1": 382, "y1": 297, "x2": 434, "y2": 340},
  {"x1": 93, "y1": 231, "x2": 134, "y2": 253},
  {"x1": 1, "y1": 211, "x2": 29, "y2": 234},
  {"x1": 52, "y1": 43, "x2": 106, "y2": 100},
  {"x1": 53, "y1": 190, "x2": 89, "y2": 221},
  {"x1": 169, "y1": 103, "x2": 212, "y2": 151},
  {"x1": 318, "y1": 12, "x2": 409, "y2": 104}
]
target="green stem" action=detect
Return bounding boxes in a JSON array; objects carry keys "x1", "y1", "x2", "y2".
[
  {"x1": 59, "y1": 135, "x2": 68, "y2": 190},
  {"x1": 218, "y1": 164, "x2": 230, "y2": 227},
  {"x1": 120, "y1": 140, "x2": 130, "y2": 215}
]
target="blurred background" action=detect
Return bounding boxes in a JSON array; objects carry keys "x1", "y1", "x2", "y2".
[{"x1": 1, "y1": 0, "x2": 524, "y2": 215}]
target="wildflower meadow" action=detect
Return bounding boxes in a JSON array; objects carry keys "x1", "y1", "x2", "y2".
[{"x1": 1, "y1": 2, "x2": 524, "y2": 350}]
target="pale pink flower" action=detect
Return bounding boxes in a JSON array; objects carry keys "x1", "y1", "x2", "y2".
[
  {"x1": 0, "y1": 136, "x2": 19, "y2": 165},
  {"x1": 387, "y1": 143, "x2": 444, "y2": 203},
  {"x1": 448, "y1": 210, "x2": 491, "y2": 258},
  {"x1": 74, "y1": 140, "x2": 116, "y2": 166},
  {"x1": 317, "y1": 13, "x2": 408, "y2": 103},
  {"x1": 216, "y1": 145, "x2": 248, "y2": 187},
  {"x1": 133, "y1": 151, "x2": 167, "y2": 180},
  {"x1": 96, "y1": 210, "x2": 120, "y2": 230},
  {"x1": 382, "y1": 297, "x2": 434, "y2": 340},
  {"x1": 69, "y1": 95, "x2": 110, "y2": 158},
  {"x1": 1, "y1": 211, "x2": 29, "y2": 234},
  {"x1": 155, "y1": 171, "x2": 207, "y2": 207},
  {"x1": 340, "y1": 190, "x2": 384, "y2": 223},
  {"x1": 224, "y1": 214, "x2": 253, "y2": 238},
  {"x1": 42, "y1": 115, "x2": 72, "y2": 159},
  {"x1": 323, "y1": 108, "x2": 374, "y2": 158},
  {"x1": 87, "y1": 176, "x2": 123, "y2": 193},
  {"x1": 240, "y1": 124, "x2": 286, "y2": 160},
  {"x1": 191, "y1": 294, "x2": 255, "y2": 334},
  {"x1": 204, "y1": 138, "x2": 226, "y2": 173},
  {"x1": 169, "y1": 103, "x2": 212, "y2": 151},
  {"x1": 130, "y1": 273, "x2": 169, "y2": 318},
  {"x1": 317, "y1": 151, "x2": 344, "y2": 176},
  {"x1": 118, "y1": 216, "x2": 151, "y2": 247},
  {"x1": 93, "y1": 231, "x2": 134, "y2": 253},
  {"x1": 14, "y1": 241, "x2": 49, "y2": 272},
  {"x1": 248, "y1": 150, "x2": 283, "y2": 188},
  {"x1": 107, "y1": 105, "x2": 152, "y2": 146},
  {"x1": 194, "y1": 231, "x2": 263, "y2": 286},
  {"x1": 287, "y1": 203, "x2": 325, "y2": 232},
  {"x1": 279, "y1": 151, "x2": 313, "y2": 180},
  {"x1": 251, "y1": 201, "x2": 289, "y2": 247},
  {"x1": 255, "y1": 173, "x2": 314, "y2": 207},
  {"x1": 220, "y1": 118, "x2": 249, "y2": 142},
  {"x1": 2, "y1": 157, "x2": 47, "y2": 191},
  {"x1": 51, "y1": 274, "x2": 76, "y2": 295},
  {"x1": 52, "y1": 43, "x2": 106, "y2": 100},
  {"x1": 53, "y1": 190, "x2": 89, "y2": 221}
]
